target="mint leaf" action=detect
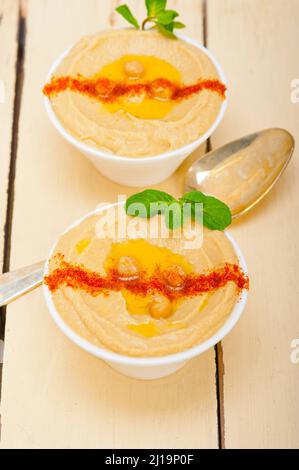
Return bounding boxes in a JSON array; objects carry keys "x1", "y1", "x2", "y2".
[
  {"x1": 156, "y1": 22, "x2": 177, "y2": 38},
  {"x1": 172, "y1": 21, "x2": 186, "y2": 29},
  {"x1": 156, "y1": 10, "x2": 179, "y2": 25},
  {"x1": 126, "y1": 189, "x2": 183, "y2": 229},
  {"x1": 126, "y1": 189, "x2": 177, "y2": 218},
  {"x1": 146, "y1": 0, "x2": 167, "y2": 16},
  {"x1": 180, "y1": 191, "x2": 232, "y2": 230},
  {"x1": 116, "y1": 4, "x2": 140, "y2": 29}
]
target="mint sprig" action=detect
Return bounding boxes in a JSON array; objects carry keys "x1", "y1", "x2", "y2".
[
  {"x1": 116, "y1": 0, "x2": 186, "y2": 39},
  {"x1": 125, "y1": 189, "x2": 232, "y2": 231}
]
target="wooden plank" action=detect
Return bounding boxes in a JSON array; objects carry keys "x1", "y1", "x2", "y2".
[
  {"x1": 208, "y1": 0, "x2": 299, "y2": 448},
  {"x1": 1, "y1": 0, "x2": 219, "y2": 449}
]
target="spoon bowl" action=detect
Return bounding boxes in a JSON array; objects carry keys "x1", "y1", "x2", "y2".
[{"x1": 184, "y1": 128, "x2": 295, "y2": 218}]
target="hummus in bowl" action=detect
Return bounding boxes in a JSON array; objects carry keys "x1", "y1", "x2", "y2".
[
  {"x1": 43, "y1": 203, "x2": 248, "y2": 378},
  {"x1": 44, "y1": 29, "x2": 226, "y2": 157}
]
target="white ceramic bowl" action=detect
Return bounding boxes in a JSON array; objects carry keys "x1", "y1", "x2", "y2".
[
  {"x1": 44, "y1": 32, "x2": 228, "y2": 187},
  {"x1": 43, "y1": 203, "x2": 248, "y2": 380}
]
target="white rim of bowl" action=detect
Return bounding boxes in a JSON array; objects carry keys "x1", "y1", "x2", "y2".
[
  {"x1": 43, "y1": 202, "x2": 248, "y2": 367},
  {"x1": 44, "y1": 30, "x2": 228, "y2": 163}
]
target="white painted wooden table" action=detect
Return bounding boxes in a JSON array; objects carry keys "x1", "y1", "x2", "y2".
[{"x1": 0, "y1": 0, "x2": 298, "y2": 449}]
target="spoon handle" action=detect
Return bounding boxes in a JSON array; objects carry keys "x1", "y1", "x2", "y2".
[{"x1": 0, "y1": 261, "x2": 45, "y2": 307}]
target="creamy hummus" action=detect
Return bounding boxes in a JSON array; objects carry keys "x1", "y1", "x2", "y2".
[
  {"x1": 49, "y1": 29, "x2": 224, "y2": 157},
  {"x1": 47, "y1": 210, "x2": 240, "y2": 357}
]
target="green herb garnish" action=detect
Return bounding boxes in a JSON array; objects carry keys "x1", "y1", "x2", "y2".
[
  {"x1": 180, "y1": 191, "x2": 232, "y2": 230},
  {"x1": 125, "y1": 189, "x2": 232, "y2": 231},
  {"x1": 115, "y1": 4, "x2": 140, "y2": 29},
  {"x1": 116, "y1": 0, "x2": 186, "y2": 39}
]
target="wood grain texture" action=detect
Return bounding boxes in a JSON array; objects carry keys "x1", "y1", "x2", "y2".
[
  {"x1": 0, "y1": 0, "x2": 19, "y2": 270},
  {"x1": 208, "y1": 0, "x2": 299, "y2": 448},
  {"x1": 0, "y1": 0, "x2": 220, "y2": 449}
]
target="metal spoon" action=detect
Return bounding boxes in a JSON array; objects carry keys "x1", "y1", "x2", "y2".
[
  {"x1": 0, "y1": 128, "x2": 294, "y2": 308},
  {"x1": 184, "y1": 128, "x2": 294, "y2": 218},
  {"x1": 0, "y1": 261, "x2": 44, "y2": 307}
]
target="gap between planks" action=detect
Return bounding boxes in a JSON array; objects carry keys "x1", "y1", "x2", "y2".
[
  {"x1": 203, "y1": 0, "x2": 225, "y2": 449},
  {"x1": 0, "y1": 0, "x2": 27, "y2": 404}
]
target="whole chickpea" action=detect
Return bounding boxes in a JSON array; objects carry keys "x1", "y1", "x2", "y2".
[
  {"x1": 117, "y1": 256, "x2": 140, "y2": 280},
  {"x1": 163, "y1": 265, "x2": 185, "y2": 290},
  {"x1": 95, "y1": 78, "x2": 115, "y2": 98},
  {"x1": 149, "y1": 79, "x2": 174, "y2": 101},
  {"x1": 124, "y1": 60, "x2": 145, "y2": 79},
  {"x1": 149, "y1": 295, "x2": 173, "y2": 319}
]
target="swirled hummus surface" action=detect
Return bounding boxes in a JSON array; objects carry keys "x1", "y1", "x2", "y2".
[
  {"x1": 49, "y1": 30, "x2": 224, "y2": 157},
  {"x1": 46, "y1": 210, "x2": 243, "y2": 357}
]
